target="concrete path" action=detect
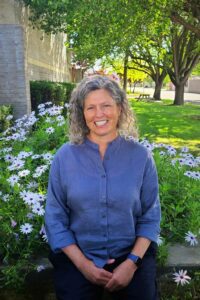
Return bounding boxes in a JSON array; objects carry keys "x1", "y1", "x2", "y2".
[
  {"x1": 134, "y1": 87, "x2": 200, "y2": 104},
  {"x1": 167, "y1": 244, "x2": 200, "y2": 267}
]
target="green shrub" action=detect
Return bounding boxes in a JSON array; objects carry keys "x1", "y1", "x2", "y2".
[
  {"x1": 0, "y1": 105, "x2": 13, "y2": 132},
  {"x1": 30, "y1": 81, "x2": 76, "y2": 111}
]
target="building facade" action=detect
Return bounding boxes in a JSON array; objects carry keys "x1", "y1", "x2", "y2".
[{"x1": 0, "y1": 0, "x2": 72, "y2": 119}]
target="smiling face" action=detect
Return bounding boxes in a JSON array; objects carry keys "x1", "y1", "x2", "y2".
[{"x1": 83, "y1": 89, "x2": 121, "y2": 143}]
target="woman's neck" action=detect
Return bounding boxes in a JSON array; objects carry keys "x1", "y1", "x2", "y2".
[{"x1": 87, "y1": 133, "x2": 118, "y2": 159}]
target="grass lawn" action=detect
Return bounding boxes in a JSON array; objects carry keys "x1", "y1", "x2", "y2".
[{"x1": 130, "y1": 99, "x2": 200, "y2": 154}]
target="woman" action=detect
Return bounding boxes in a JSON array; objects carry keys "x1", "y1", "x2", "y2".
[{"x1": 45, "y1": 75, "x2": 161, "y2": 300}]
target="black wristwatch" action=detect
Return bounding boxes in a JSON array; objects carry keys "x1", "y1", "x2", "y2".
[{"x1": 127, "y1": 253, "x2": 142, "y2": 267}]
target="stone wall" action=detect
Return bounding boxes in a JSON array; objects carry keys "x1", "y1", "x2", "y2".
[{"x1": 0, "y1": 0, "x2": 72, "y2": 119}]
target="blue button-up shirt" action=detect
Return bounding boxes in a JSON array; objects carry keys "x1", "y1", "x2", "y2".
[{"x1": 45, "y1": 136, "x2": 161, "y2": 267}]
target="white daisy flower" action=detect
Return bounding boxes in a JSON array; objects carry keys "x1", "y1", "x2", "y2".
[
  {"x1": 159, "y1": 151, "x2": 166, "y2": 156},
  {"x1": 20, "y1": 191, "x2": 38, "y2": 206},
  {"x1": 184, "y1": 171, "x2": 200, "y2": 180},
  {"x1": 36, "y1": 194, "x2": 46, "y2": 202},
  {"x1": 31, "y1": 154, "x2": 41, "y2": 160},
  {"x1": 193, "y1": 172, "x2": 200, "y2": 179},
  {"x1": 57, "y1": 121, "x2": 65, "y2": 127},
  {"x1": 36, "y1": 265, "x2": 46, "y2": 272},
  {"x1": 167, "y1": 148, "x2": 176, "y2": 156},
  {"x1": 173, "y1": 270, "x2": 191, "y2": 286},
  {"x1": 48, "y1": 105, "x2": 63, "y2": 116},
  {"x1": 181, "y1": 147, "x2": 189, "y2": 153},
  {"x1": 42, "y1": 234, "x2": 48, "y2": 242},
  {"x1": 18, "y1": 169, "x2": 30, "y2": 177},
  {"x1": 33, "y1": 165, "x2": 48, "y2": 178},
  {"x1": 2, "y1": 147, "x2": 12, "y2": 153},
  {"x1": 185, "y1": 231, "x2": 198, "y2": 246},
  {"x1": 38, "y1": 103, "x2": 45, "y2": 109},
  {"x1": 45, "y1": 127, "x2": 54, "y2": 134},
  {"x1": 7, "y1": 159, "x2": 25, "y2": 171},
  {"x1": 39, "y1": 224, "x2": 46, "y2": 235},
  {"x1": 140, "y1": 140, "x2": 154, "y2": 151},
  {"x1": 56, "y1": 115, "x2": 64, "y2": 122},
  {"x1": 64, "y1": 103, "x2": 70, "y2": 108},
  {"x1": 45, "y1": 117, "x2": 54, "y2": 123},
  {"x1": 157, "y1": 235, "x2": 164, "y2": 246},
  {"x1": 38, "y1": 110, "x2": 47, "y2": 117},
  {"x1": 17, "y1": 151, "x2": 32, "y2": 160},
  {"x1": 32, "y1": 204, "x2": 45, "y2": 216},
  {"x1": 2, "y1": 194, "x2": 10, "y2": 202},
  {"x1": 7, "y1": 175, "x2": 20, "y2": 186},
  {"x1": 45, "y1": 101, "x2": 52, "y2": 105},
  {"x1": 42, "y1": 153, "x2": 54, "y2": 161},
  {"x1": 11, "y1": 219, "x2": 17, "y2": 227},
  {"x1": 26, "y1": 181, "x2": 38, "y2": 189},
  {"x1": 4, "y1": 154, "x2": 14, "y2": 162},
  {"x1": 27, "y1": 213, "x2": 34, "y2": 219},
  {"x1": 20, "y1": 223, "x2": 33, "y2": 234},
  {"x1": 5, "y1": 114, "x2": 13, "y2": 121}
]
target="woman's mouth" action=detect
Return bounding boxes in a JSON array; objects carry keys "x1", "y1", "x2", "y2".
[{"x1": 94, "y1": 120, "x2": 108, "y2": 127}]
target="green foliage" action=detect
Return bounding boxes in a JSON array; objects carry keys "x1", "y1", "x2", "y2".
[
  {"x1": 192, "y1": 63, "x2": 200, "y2": 76},
  {"x1": 0, "y1": 105, "x2": 13, "y2": 132},
  {"x1": 30, "y1": 81, "x2": 76, "y2": 111},
  {"x1": 154, "y1": 151, "x2": 200, "y2": 242}
]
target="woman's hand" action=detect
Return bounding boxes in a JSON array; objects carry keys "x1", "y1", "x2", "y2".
[
  {"x1": 105, "y1": 259, "x2": 137, "y2": 291},
  {"x1": 79, "y1": 258, "x2": 113, "y2": 286}
]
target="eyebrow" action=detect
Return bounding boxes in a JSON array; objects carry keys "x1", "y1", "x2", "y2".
[{"x1": 85, "y1": 101, "x2": 114, "y2": 107}]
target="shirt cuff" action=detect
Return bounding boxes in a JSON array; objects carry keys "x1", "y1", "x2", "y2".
[
  {"x1": 50, "y1": 231, "x2": 77, "y2": 253},
  {"x1": 135, "y1": 225, "x2": 160, "y2": 243}
]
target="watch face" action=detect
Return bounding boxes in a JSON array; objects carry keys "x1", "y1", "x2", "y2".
[{"x1": 135, "y1": 257, "x2": 142, "y2": 267}]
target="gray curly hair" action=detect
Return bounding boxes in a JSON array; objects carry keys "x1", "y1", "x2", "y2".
[{"x1": 69, "y1": 75, "x2": 138, "y2": 144}]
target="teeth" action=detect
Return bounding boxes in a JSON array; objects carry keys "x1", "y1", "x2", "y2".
[{"x1": 95, "y1": 120, "x2": 107, "y2": 126}]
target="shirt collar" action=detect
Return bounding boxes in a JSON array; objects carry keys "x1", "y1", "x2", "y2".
[{"x1": 84, "y1": 135, "x2": 122, "y2": 151}]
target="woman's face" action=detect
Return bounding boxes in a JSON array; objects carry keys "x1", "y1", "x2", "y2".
[{"x1": 83, "y1": 89, "x2": 121, "y2": 142}]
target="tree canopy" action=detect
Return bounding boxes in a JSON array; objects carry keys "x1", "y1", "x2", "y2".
[{"x1": 21, "y1": 0, "x2": 200, "y2": 104}]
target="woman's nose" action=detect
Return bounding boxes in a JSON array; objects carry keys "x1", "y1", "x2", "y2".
[{"x1": 95, "y1": 106, "x2": 104, "y2": 117}]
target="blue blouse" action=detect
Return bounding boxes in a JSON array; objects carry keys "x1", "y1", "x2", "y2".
[{"x1": 45, "y1": 136, "x2": 161, "y2": 267}]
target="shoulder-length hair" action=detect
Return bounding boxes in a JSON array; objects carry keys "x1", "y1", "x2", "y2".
[{"x1": 69, "y1": 75, "x2": 138, "y2": 144}]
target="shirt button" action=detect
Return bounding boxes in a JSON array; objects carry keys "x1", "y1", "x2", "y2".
[
  {"x1": 102, "y1": 215, "x2": 106, "y2": 218},
  {"x1": 101, "y1": 174, "x2": 106, "y2": 178}
]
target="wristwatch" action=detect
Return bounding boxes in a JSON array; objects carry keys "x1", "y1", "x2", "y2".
[{"x1": 127, "y1": 253, "x2": 142, "y2": 267}]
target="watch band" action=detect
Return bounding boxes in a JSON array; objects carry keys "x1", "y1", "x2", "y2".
[{"x1": 127, "y1": 253, "x2": 142, "y2": 267}]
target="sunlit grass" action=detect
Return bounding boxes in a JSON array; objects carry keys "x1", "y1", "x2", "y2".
[{"x1": 130, "y1": 99, "x2": 200, "y2": 154}]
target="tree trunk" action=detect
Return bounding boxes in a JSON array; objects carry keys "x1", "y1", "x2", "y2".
[
  {"x1": 153, "y1": 70, "x2": 167, "y2": 100},
  {"x1": 123, "y1": 53, "x2": 128, "y2": 91},
  {"x1": 153, "y1": 81, "x2": 162, "y2": 100},
  {"x1": 173, "y1": 83, "x2": 185, "y2": 105}
]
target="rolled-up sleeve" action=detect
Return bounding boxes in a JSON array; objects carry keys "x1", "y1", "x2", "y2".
[
  {"x1": 45, "y1": 155, "x2": 76, "y2": 252},
  {"x1": 135, "y1": 152, "x2": 161, "y2": 242}
]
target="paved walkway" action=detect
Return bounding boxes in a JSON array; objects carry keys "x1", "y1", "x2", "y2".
[
  {"x1": 167, "y1": 244, "x2": 200, "y2": 267},
  {"x1": 134, "y1": 87, "x2": 200, "y2": 104}
]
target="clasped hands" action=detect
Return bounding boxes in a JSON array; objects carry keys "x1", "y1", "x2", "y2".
[{"x1": 80, "y1": 258, "x2": 137, "y2": 292}]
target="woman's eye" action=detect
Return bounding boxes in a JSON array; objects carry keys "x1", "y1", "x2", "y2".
[{"x1": 87, "y1": 107, "x2": 94, "y2": 110}]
